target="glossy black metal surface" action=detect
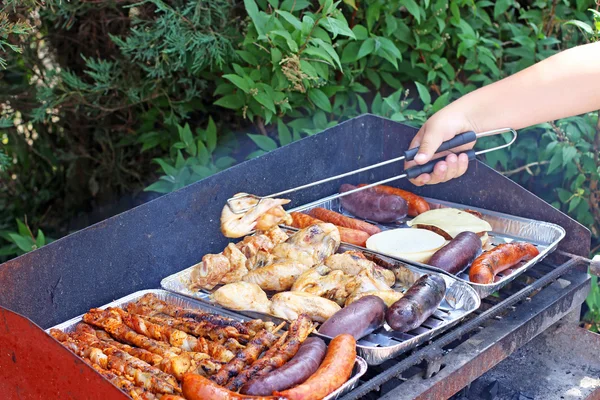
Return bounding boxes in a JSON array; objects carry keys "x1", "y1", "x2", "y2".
[{"x1": 0, "y1": 114, "x2": 590, "y2": 329}]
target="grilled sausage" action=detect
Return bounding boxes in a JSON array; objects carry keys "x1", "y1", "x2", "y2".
[
  {"x1": 182, "y1": 373, "x2": 280, "y2": 400},
  {"x1": 469, "y1": 242, "x2": 539, "y2": 284},
  {"x1": 319, "y1": 295, "x2": 386, "y2": 340},
  {"x1": 290, "y1": 212, "x2": 370, "y2": 247},
  {"x1": 428, "y1": 231, "x2": 482, "y2": 274},
  {"x1": 274, "y1": 334, "x2": 356, "y2": 400},
  {"x1": 241, "y1": 338, "x2": 327, "y2": 396},
  {"x1": 309, "y1": 208, "x2": 381, "y2": 235},
  {"x1": 386, "y1": 274, "x2": 446, "y2": 332},
  {"x1": 358, "y1": 184, "x2": 430, "y2": 216},
  {"x1": 339, "y1": 184, "x2": 408, "y2": 223}
]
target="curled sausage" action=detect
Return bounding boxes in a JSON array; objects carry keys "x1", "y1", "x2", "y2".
[
  {"x1": 469, "y1": 242, "x2": 539, "y2": 284},
  {"x1": 241, "y1": 338, "x2": 327, "y2": 396},
  {"x1": 274, "y1": 334, "x2": 356, "y2": 400},
  {"x1": 309, "y1": 208, "x2": 381, "y2": 235},
  {"x1": 358, "y1": 184, "x2": 430, "y2": 216}
]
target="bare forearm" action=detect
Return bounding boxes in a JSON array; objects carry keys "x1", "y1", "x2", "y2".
[{"x1": 452, "y1": 41, "x2": 600, "y2": 131}]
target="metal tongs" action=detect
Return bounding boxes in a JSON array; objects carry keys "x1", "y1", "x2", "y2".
[{"x1": 227, "y1": 128, "x2": 518, "y2": 214}]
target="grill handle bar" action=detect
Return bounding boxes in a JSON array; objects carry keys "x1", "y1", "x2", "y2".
[
  {"x1": 230, "y1": 128, "x2": 517, "y2": 214},
  {"x1": 338, "y1": 254, "x2": 587, "y2": 400}
]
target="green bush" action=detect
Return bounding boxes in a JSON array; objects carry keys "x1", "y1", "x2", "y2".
[{"x1": 1, "y1": 0, "x2": 598, "y2": 267}]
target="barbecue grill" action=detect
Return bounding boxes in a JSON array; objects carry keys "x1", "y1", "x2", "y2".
[{"x1": 0, "y1": 114, "x2": 597, "y2": 399}]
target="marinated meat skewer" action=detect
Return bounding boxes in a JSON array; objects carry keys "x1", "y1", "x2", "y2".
[
  {"x1": 76, "y1": 323, "x2": 164, "y2": 366},
  {"x1": 50, "y1": 330, "x2": 180, "y2": 395},
  {"x1": 210, "y1": 329, "x2": 278, "y2": 386},
  {"x1": 226, "y1": 315, "x2": 313, "y2": 391},
  {"x1": 82, "y1": 308, "x2": 221, "y2": 379},
  {"x1": 90, "y1": 364, "x2": 159, "y2": 400},
  {"x1": 133, "y1": 294, "x2": 251, "y2": 335}
]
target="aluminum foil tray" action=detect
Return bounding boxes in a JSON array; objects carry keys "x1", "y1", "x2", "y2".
[
  {"x1": 47, "y1": 289, "x2": 366, "y2": 400},
  {"x1": 161, "y1": 246, "x2": 480, "y2": 365},
  {"x1": 292, "y1": 196, "x2": 566, "y2": 298}
]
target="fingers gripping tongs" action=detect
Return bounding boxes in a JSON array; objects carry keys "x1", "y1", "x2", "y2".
[{"x1": 227, "y1": 128, "x2": 518, "y2": 214}]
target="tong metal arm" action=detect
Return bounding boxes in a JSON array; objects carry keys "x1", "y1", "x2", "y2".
[{"x1": 227, "y1": 128, "x2": 518, "y2": 214}]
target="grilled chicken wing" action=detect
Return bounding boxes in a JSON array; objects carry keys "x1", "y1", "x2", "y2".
[
  {"x1": 221, "y1": 244, "x2": 249, "y2": 284},
  {"x1": 210, "y1": 282, "x2": 272, "y2": 314},
  {"x1": 291, "y1": 265, "x2": 355, "y2": 306},
  {"x1": 242, "y1": 259, "x2": 311, "y2": 291},
  {"x1": 221, "y1": 194, "x2": 292, "y2": 238},
  {"x1": 270, "y1": 292, "x2": 341, "y2": 322},
  {"x1": 190, "y1": 253, "x2": 231, "y2": 290},
  {"x1": 271, "y1": 223, "x2": 340, "y2": 266},
  {"x1": 325, "y1": 251, "x2": 395, "y2": 286}
]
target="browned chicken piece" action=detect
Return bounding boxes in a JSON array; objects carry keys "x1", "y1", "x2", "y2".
[
  {"x1": 344, "y1": 290, "x2": 404, "y2": 307},
  {"x1": 242, "y1": 259, "x2": 312, "y2": 292},
  {"x1": 211, "y1": 282, "x2": 272, "y2": 314},
  {"x1": 133, "y1": 294, "x2": 251, "y2": 335},
  {"x1": 90, "y1": 363, "x2": 159, "y2": 400},
  {"x1": 190, "y1": 253, "x2": 231, "y2": 290},
  {"x1": 236, "y1": 234, "x2": 277, "y2": 270},
  {"x1": 221, "y1": 244, "x2": 249, "y2": 284},
  {"x1": 210, "y1": 329, "x2": 278, "y2": 386},
  {"x1": 291, "y1": 265, "x2": 356, "y2": 306},
  {"x1": 50, "y1": 330, "x2": 181, "y2": 395},
  {"x1": 270, "y1": 292, "x2": 341, "y2": 322},
  {"x1": 271, "y1": 223, "x2": 340, "y2": 267},
  {"x1": 221, "y1": 194, "x2": 292, "y2": 238},
  {"x1": 262, "y1": 226, "x2": 290, "y2": 247},
  {"x1": 325, "y1": 251, "x2": 396, "y2": 287},
  {"x1": 140, "y1": 314, "x2": 248, "y2": 345},
  {"x1": 225, "y1": 314, "x2": 313, "y2": 391},
  {"x1": 76, "y1": 323, "x2": 164, "y2": 366}
]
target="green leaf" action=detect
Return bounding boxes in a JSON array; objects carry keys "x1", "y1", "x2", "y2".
[
  {"x1": 36, "y1": 229, "x2": 45, "y2": 248},
  {"x1": 16, "y1": 219, "x2": 29, "y2": 237},
  {"x1": 494, "y1": 0, "x2": 512, "y2": 18},
  {"x1": 223, "y1": 74, "x2": 252, "y2": 93},
  {"x1": 321, "y1": 17, "x2": 356, "y2": 39},
  {"x1": 8, "y1": 233, "x2": 34, "y2": 253},
  {"x1": 562, "y1": 146, "x2": 578, "y2": 167},
  {"x1": 280, "y1": 0, "x2": 311, "y2": 11},
  {"x1": 236, "y1": 50, "x2": 258, "y2": 65},
  {"x1": 197, "y1": 140, "x2": 210, "y2": 166},
  {"x1": 556, "y1": 188, "x2": 572, "y2": 203},
  {"x1": 308, "y1": 89, "x2": 332, "y2": 112},
  {"x1": 145, "y1": 180, "x2": 175, "y2": 194},
  {"x1": 366, "y1": 2, "x2": 381, "y2": 32},
  {"x1": 254, "y1": 92, "x2": 277, "y2": 113},
  {"x1": 311, "y1": 38, "x2": 342, "y2": 70},
  {"x1": 245, "y1": 0, "x2": 266, "y2": 35},
  {"x1": 154, "y1": 159, "x2": 178, "y2": 177},
  {"x1": 547, "y1": 151, "x2": 563, "y2": 174},
  {"x1": 215, "y1": 157, "x2": 237, "y2": 169},
  {"x1": 401, "y1": 0, "x2": 422, "y2": 23},
  {"x1": 415, "y1": 82, "x2": 431, "y2": 105},
  {"x1": 564, "y1": 20, "x2": 594, "y2": 35},
  {"x1": 276, "y1": 10, "x2": 302, "y2": 30},
  {"x1": 432, "y1": 92, "x2": 450, "y2": 113},
  {"x1": 343, "y1": 0, "x2": 357, "y2": 10},
  {"x1": 378, "y1": 37, "x2": 402, "y2": 61},
  {"x1": 215, "y1": 94, "x2": 245, "y2": 110},
  {"x1": 175, "y1": 150, "x2": 185, "y2": 169},
  {"x1": 271, "y1": 30, "x2": 299, "y2": 52},
  {"x1": 357, "y1": 38, "x2": 376, "y2": 59},
  {"x1": 277, "y1": 120, "x2": 292, "y2": 146},
  {"x1": 206, "y1": 117, "x2": 217, "y2": 152},
  {"x1": 568, "y1": 196, "x2": 582, "y2": 213},
  {"x1": 247, "y1": 150, "x2": 267, "y2": 160},
  {"x1": 178, "y1": 123, "x2": 194, "y2": 148},
  {"x1": 248, "y1": 134, "x2": 278, "y2": 151}
]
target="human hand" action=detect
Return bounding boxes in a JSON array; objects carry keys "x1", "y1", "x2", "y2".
[{"x1": 405, "y1": 106, "x2": 479, "y2": 186}]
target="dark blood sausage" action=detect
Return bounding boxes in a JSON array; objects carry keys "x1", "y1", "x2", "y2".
[
  {"x1": 309, "y1": 207, "x2": 381, "y2": 235},
  {"x1": 358, "y1": 184, "x2": 430, "y2": 217},
  {"x1": 428, "y1": 231, "x2": 482, "y2": 274},
  {"x1": 182, "y1": 373, "x2": 279, "y2": 400},
  {"x1": 318, "y1": 295, "x2": 386, "y2": 340},
  {"x1": 240, "y1": 338, "x2": 327, "y2": 396},
  {"x1": 469, "y1": 242, "x2": 539, "y2": 284},
  {"x1": 386, "y1": 274, "x2": 446, "y2": 332},
  {"x1": 274, "y1": 334, "x2": 356, "y2": 400},
  {"x1": 339, "y1": 184, "x2": 408, "y2": 223}
]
